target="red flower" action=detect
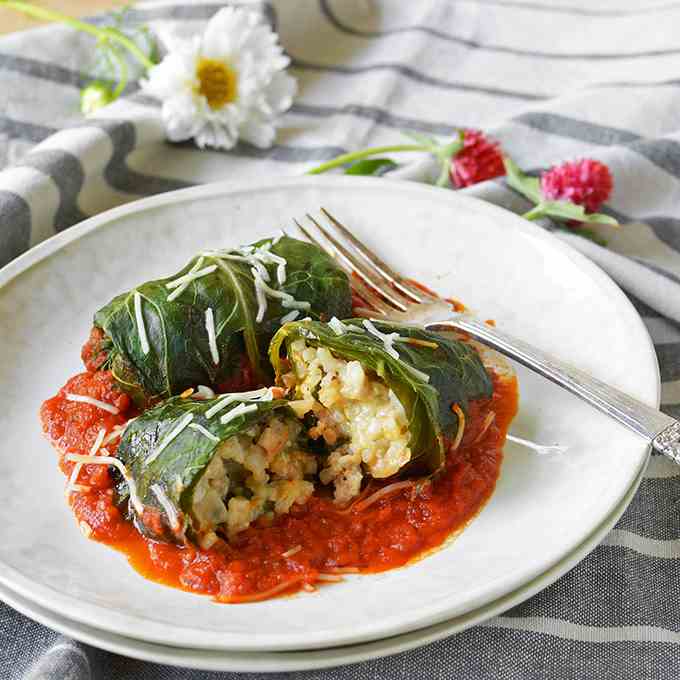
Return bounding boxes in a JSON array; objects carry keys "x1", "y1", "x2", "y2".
[
  {"x1": 449, "y1": 129, "x2": 505, "y2": 188},
  {"x1": 540, "y1": 159, "x2": 613, "y2": 213}
]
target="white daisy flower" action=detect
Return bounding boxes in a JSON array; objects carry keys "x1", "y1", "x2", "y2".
[{"x1": 141, "y1": 7, "x2": 297, "y2": 150}]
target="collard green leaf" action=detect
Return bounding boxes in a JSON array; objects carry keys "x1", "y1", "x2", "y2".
[
  {"x1": 94, "y1": 236, "x2": 352, "y2": 404},
  {"x1": 115, "y1": 395, "x2": 290, "y2": 540},
  {"x1": 269, "y1": 319, "x2": 493, "y2": 474}
]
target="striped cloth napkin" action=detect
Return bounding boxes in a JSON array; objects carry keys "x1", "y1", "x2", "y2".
[{"x1": 3, "y1": 1, "x2": 680, "y2": 678}]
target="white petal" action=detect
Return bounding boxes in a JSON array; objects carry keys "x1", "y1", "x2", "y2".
[
  {"x1": 202, "y1": 6, "x2": 260, "y2": 61},
  {"x1": 161, "y1": 93, "x2": 202, "y2": 142},
  {"x1": 141, "y1": 41, "x2": 198, "y2": 100},
  {"x1": 265, "y1": 72, "x2": 297, "y2": 114},
  {"x1": 239, "y1": 116, "x2": 276, "y2": 149},
  {"x1": 195, "y1": 120, "x2": 238, "y2": 150}
]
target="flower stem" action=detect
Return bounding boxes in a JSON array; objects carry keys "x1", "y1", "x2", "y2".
[
  {"x1": 522, "y1": 205, "x2": 546, "y2": 220},
  {"x1": 306, "y1": 145, "x2": 427, "y2": 175},
  {"x1": 109, "y1": 45, "x2": 129, "y2": 99},
  {"x1": 0, "y1": 1, "x2": 155, "y2": 70}
]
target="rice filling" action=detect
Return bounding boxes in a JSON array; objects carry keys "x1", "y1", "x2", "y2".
[
  {"x1": 285, "y1": 338, "x2": 412, "y2": 504},
  {"x1": 191, "y1": 415, "x2": 316, "y2": 542}
]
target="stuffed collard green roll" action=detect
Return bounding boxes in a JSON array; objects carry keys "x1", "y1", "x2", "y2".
[
  {"x1": 114, "y1": 388, "x2": 317, "y2": 546},
  {"x1": 85, "y1": 236, "x2": 352, "y2": 406},
  {"x1": 269, "y1": 318, "x2": 493, "y2": 504}
]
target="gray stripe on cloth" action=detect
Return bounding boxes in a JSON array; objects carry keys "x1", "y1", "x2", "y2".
[
  {"x1": 602, "y1": 529, "x2": 680, "y2": 559},
  {"x1": 0, "y1": 51, "x2": 138, "y2": 96},
  {"x1": 85, "y1": 119, "x2": 193, "y2": 196},
  {"x1": 0, "y1": 190, "x2": 30, "y2": 267},
  {"x1": 319, "y1": 0, "x2": 680, "y2": 60},
  {"x1": 23, "y1": 640, "x2": 92, "y2": 680},
  {"x1": 503, "y1": 543, "x2": 680, "y2": 629},
  {"x1": 484, "y1": 616, "x2": 680, "y2": 643},
  {"x1": 0, "y1": 116, "x2": 56, "y2": 144},
  {"x1": 514, "y1": 112, "x2": 642, "y2": 145},
  {"x1": 219, "y1": 141, "x2": 346, "y2": 162},
  {"x1": 89, "y1": 3, "x2": 227, "y2": 23},
  {"x1": 99, "y1": 625, "x2": 680, "y2": 679},
  {"x1": 0, "y1": 52, "x2": 90, "y2": 88},
  {"x1": 630, "y1": 257, "x2": 680, "y2": 286},
  {"x1": 627, "y1": 137, "x2": 680, "y2": 179},
  {"x1": 290, "y1": 102, "x2": 459, "y2": 136},
  {"x1": 645, "y1": 216, "x2": 680, "y2": 252},
  {"x1": 14, "y1": 149, "x2": 87, "y2": 231},
  {"x1": 655, "y1": 344, "x2": 680, "y2": 382},
  {"x1": 626, "y1": 291, "x2": 663, "y2": 319},
  {"x1": 610, "y1": 475, "x2": 680, "y2": 541},
  {"x1": 450, "y1": 0, "x2": 680, "y2": 17},
  {"x1": 289, "y1": 58, "x2": 547, "y2": 101}
]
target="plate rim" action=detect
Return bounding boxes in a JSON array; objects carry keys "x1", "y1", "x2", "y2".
[
  {"x1": 0, "y1": 175, "x2": 660, "y2": 651},
  {"x1": 0, "y1": 455, "x2": 648, "y2": 673}
]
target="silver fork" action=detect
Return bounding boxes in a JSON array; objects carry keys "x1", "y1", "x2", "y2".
[{"x1": 290, "y1": 208, "x2": 680, "y2": 466}]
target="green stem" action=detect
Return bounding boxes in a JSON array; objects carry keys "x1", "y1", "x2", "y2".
[
  {"x1": 109, "y1": 46, "x2": 129, "y2": 98},
  {"x1": 522, "y1": 204, "x2": 546, "y2": 220},
  {"x1": 1, "y1": 1, "x2": 154, "y2": 70},
  {"x1": 306, "y1": 145, "x2": 427, "y2": 175}
]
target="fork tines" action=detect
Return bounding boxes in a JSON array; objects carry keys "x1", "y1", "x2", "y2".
[{"x1": 291, "y1": 209, "x2": 436, "y2": 318}]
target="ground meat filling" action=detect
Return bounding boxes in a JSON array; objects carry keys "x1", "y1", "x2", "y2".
[
  {"x1": 285, "y1": 339, "x2": 412, "y2": 505},
  {"x1": 190, "y1": 415, "x2": 316, "y2": 545}
]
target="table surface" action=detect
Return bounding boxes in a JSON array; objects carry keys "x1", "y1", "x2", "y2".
[{"x1": 0, "y1": 0, "x2": 126, "y2": 34}]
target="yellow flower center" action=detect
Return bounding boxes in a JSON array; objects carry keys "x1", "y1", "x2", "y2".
[{"x1": 196, "y1": 58, "x2": 238, "y2": 110}]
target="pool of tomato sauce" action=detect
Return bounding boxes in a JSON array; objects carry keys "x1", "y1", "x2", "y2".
[{"x1": 40, "y1": 311, "x2": 518, "y2": 604}]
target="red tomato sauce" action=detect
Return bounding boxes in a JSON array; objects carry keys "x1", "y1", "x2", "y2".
[{"x1": 40, "y1": 363, "x2": 517, "y2": 603}]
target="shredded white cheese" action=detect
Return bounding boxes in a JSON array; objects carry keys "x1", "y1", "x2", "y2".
[
  {"x1": 150, "y1": 483, "x2": 181, "y2": 530},
  {"x1": 102, "y1": 425, "x2": 123, "y2": 446},
  {"x1": 253, "y1": 272, "x2": 268, "y2": 322},
  {"x1": 219, "y1": 254, "x2": 270, "y2": 281},
  {"x1": 65, "y1": 453, "x2": 144, "y2": 515},
  {"x1": 220, "y1": 402, "x2": 258, "y2": 425},
  {"x1": 65, "y1": 393, "x2": 119, "y2": 415},
  {"x1": 281, "y1": 309, "x2": 300, "y2": 323},
  {"x1": 506, "y1": 434, "x2": 568, "y2": 455},
  {"x1": 166, "y1": 256, "x2": 204, "y2": 302},
  {"x1": 361, "y1": 320, "x2": 430, "y2": 382},
  {"x1": 145, "y1": 412, "x2": 194, "y2": 465},
  {"x1": 189, "y1": 422, "x2": 220, "y2": 442},
  {"x1": 329, "y1": 317, "x2": 348, "y2": 335},
  {"x1": 165, "y1": 264, "x2": 217, "y2": 290},
  {"x1": 66, "y1": 427, "x2": 107, "y2": 495},
  {"x1": 205, "y1": 307, "x2": 219, "y2": 365},
  {"x1": 133, "y1": 291, "x2": 150, "y2": 355},
  {"x1": 207, "y1": 242, "x2": 312, "y2": 323},
  {"x1": 204, "y1": 387, "x2": 273, "y2": 419},
  {"x1": 254, "y1": 248, "x2": 287, "y2": 285},
  {"x1": 252, "y1": 268, "x2": 311, "y2": 310},
  {"x1": 90, "y1": 428, "x2": 107, "y2": 456},
  {"x1": 362, "y1": 319, "x2": 401, "y2": 360}
]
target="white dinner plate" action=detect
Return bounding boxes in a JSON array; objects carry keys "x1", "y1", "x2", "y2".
[
  {"x1": 0, "y1": 176, "x2": 658, "y2": 652},
  {"x1": 0, "y1": 455, "x2": 647, "y2": 672}
]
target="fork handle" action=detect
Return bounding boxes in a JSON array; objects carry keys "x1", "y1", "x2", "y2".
[{"x1": 429, "y1": 315, "x2": 680, "y2": 465}]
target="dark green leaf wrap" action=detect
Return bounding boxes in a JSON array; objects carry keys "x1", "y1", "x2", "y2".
[
  {"x1": 115, "y1": 395, "x2": 291, "y2": 542},
  {"x1": 269, "y1": 319, "x2": 493, "y2": 473},
  {"x1": 94, "y1": 236, "x2": 352, "y2": 405}
]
